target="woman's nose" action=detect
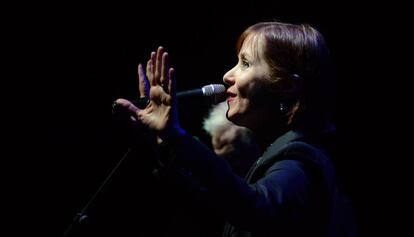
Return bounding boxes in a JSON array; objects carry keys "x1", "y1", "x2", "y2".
[{"x1": 223, "y1": 68, "x2": 235, "y2": 86}]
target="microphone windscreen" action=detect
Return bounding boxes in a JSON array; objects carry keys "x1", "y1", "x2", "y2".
[{"x1": 202, "y1": 84, "x2": 226, "y2": 96}]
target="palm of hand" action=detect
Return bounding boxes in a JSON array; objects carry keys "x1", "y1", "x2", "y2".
[
  {"x1": 114, "y1": 46, "x2": 178, "y2": 134},
  {"x1": 138, "y1": 85, "x2": 173, "y2": 131}
]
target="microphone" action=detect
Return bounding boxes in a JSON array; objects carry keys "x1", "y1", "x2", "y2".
[
  {"x1": 127, "y1": 84, "x2": 226, "y2": 109},
  {"x1": 112, "y1": 84, "x2": 226, "y2": 114},
  {"x1": 176, "y1": 84, "x2": 226, "y2": 98}
]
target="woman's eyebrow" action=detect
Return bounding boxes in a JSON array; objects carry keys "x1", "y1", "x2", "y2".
[{"x1": 239, "y1": 52, "x2": 251, "y2": 60}]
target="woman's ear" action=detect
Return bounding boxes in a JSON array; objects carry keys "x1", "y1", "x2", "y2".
[
  {"x1": 272, "y1": 73, "x2": 302, "y2": 100},
  {"x1": 286, "y1": 74, "x2": 302, "y2": 97}
]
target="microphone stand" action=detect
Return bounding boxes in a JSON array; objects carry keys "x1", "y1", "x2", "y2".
[{"x1": 62, "y1": 148, "x2": 133, "y2": 237}]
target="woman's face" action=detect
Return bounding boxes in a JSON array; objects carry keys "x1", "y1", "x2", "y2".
[{"x1": 223, "y1": 34, "x2": 273, "y2": 128}]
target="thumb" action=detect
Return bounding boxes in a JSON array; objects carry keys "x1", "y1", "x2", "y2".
[{"x1": 114, "y1": 98, "x2": 140, "y2": 114}]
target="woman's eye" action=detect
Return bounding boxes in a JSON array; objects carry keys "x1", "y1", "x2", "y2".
[{"x1": 242, "y1": 60, "x2": 250, "y2": 67}]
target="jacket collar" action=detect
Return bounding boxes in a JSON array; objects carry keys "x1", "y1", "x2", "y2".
[{"x1": 261, "y1": 130, "x2": 305, "y2": 159}]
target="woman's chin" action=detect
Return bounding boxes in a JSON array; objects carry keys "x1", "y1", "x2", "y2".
[{"x1": 227, "y1": 112, "x2": 243, "y2": 126}]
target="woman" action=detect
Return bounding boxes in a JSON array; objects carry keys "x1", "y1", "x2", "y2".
[{"x1": 115, "y1": 21, "x2": 349, "y2": 237}]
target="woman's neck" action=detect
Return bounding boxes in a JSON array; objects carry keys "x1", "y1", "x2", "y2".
[{"x1": 249, "y1": 115, "x2": 289, "y2": 153}]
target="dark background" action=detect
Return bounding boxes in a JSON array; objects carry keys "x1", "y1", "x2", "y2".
[{"x1": 6, "y1": 2, "x2": 404, "y2": 237}]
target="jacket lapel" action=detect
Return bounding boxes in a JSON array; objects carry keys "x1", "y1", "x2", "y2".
[{"x1": 245, "y1": 130, "x2": 305, "y2": 183}]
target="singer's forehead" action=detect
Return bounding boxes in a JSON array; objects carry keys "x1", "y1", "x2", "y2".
[{"x1": 238, "y1": 33, "x2": 265, "y2": 62}]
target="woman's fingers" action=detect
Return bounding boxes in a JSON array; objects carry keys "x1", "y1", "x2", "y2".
[
  {"x1": 168, "y1": 67, "x2": 175, "y2": 96},
  {"x1": 148, "y1": 52, "x2": 156, "y2": 86},
  {"x1": 147, "y1": 46, "x2": 171, "y2": 94},
  {"x1": 161, "y1": 52, "x2": 169, "y2": 90},
  {"x1": 155, "y1": 46, "x2": 164, "y2": 85},
  {"x1": 138, "y1": 64, "x2": 149, "y2": 98}
]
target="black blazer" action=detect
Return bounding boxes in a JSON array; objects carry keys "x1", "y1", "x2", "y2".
[{"x1": 160, "y1": 130, "x2": 353, "y2": 237}]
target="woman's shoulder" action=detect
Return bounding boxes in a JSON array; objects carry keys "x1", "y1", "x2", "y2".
[{"x1": 263, "y1": 132, "x2": 336, "y2": 181}]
